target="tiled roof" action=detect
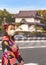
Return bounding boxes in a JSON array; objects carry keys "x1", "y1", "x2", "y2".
[{"x1": 15, "y1": 10, "x2": 39, "y2": 18}]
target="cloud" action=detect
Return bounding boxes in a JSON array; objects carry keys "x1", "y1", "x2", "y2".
[{"x1": 0, "y1": 6, "x2": 46, "y2": 14}]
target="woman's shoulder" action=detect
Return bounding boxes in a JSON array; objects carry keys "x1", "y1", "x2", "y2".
[
  {"x1": 2, "y1": 36, "x2": 9, "y2": 45},
  {"x1": 2, "y1": 36, "x2": 9, "y2": 41}
]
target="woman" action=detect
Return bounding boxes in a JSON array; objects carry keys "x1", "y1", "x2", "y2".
[{"x1": 2, "y1": 23, "x2": 24, "y2": 65}]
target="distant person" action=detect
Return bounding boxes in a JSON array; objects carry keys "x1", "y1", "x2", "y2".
[{"x1": 2, "y1": 23, "x2": 24, "y2": 65}]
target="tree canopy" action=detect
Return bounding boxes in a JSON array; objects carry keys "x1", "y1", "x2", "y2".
[
  {"x1": 37, "y1": 10, "x2": 46, "y2": 26},
  {"x1": 0, "y1": 9, "x2": 15, "y2": 25}
]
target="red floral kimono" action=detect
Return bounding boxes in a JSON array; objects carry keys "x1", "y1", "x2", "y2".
[{"x1": 2, "y1": 35, "x2": 24, "y2": 65}]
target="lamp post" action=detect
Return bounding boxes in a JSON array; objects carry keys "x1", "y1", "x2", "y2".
[
  {"x1": 3, "y1": 17, "x2": 6, "y2": 23},
  {"x1": 11, "y1": 16, "x2": 15, "y2": 22}
]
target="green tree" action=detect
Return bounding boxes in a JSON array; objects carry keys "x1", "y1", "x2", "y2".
[
  {"x1": 0, "y1": 9, "x2": 15, "y2": 25},
  {"x1": 37, "y1": 10, "x2": 46, "y2": 26},
  {"x1": 0, "y1": 9, "x2": 15, "y2": 31}
]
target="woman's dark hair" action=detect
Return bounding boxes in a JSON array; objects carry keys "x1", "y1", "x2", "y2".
[{"x1": 2, "y1": 22, "x2": 15, "y2": 30}]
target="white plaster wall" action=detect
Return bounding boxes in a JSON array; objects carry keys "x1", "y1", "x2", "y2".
[
  {"x1": 19, "y1": 24, "x2": 29, "y2": 31},
  {"x1": 34, "y1": 19, "x2": 40, "y2": 23},
  {"x1": 29, "y1": 25, "x2": 36, "y2": 32},
  {"x1": 25, "y1": 18, "x2": 34, "y2": 22},
  {"x1": 15, "y1": 18, "x2": 22, "y2": 23},
  {"x1": 15, "y1": 18, "x2": 35, "y2": 23},
  {"x1": 15, "y1": 18, "x2": 40, "y2": 23}
]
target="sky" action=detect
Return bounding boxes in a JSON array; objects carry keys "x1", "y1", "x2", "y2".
[{"x1": 0, "y1": 0, "x2": 46, "y2": 13}]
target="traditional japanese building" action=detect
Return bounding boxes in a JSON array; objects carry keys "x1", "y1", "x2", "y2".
[{"x1": 15, "y1": 11, "x2": 44, "y2": 32}]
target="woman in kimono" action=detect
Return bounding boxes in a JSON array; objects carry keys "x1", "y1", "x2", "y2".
[{"x1": 2, "y1": 23, "x2": 24, "y2": 65}]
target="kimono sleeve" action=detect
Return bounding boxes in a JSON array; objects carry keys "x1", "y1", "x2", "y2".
[{"x1": 2, "y1": 40, "x2": 12, "y2": 52}]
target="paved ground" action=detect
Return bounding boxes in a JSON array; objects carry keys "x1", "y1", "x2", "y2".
[
  {"x1": 19, "y1": 48, "x2": 46, "y2": 65},
  {"x1": 16, "y1": 40, "x2": 46, "y2": 47}
]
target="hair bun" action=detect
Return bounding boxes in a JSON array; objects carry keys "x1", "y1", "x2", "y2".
[{"x1": 2, "y1": 22, "x2": 8, "y2": 30}]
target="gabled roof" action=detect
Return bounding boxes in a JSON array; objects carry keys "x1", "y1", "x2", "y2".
[{"x1": 15, "y1": 10, "x2": 41, "y2": 18}]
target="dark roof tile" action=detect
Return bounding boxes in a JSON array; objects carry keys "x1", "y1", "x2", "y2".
[{"x1": 15, "y1": 10, "x2": 38, "y2": 18}]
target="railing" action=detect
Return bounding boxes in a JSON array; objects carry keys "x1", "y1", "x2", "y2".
[
  {"x1": 14, "y1": 37, "x2": 46, "y2": 41},
  {"x1": 0, "y1": 37, "x2": 46, "y2": 41}
]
